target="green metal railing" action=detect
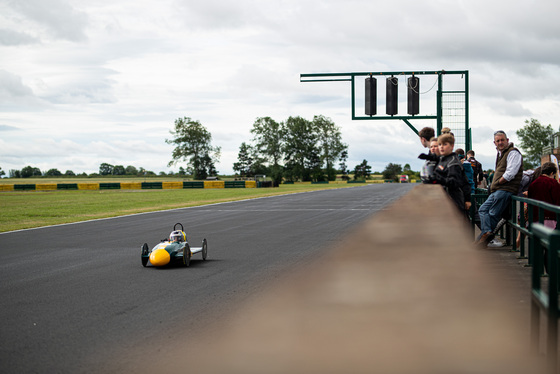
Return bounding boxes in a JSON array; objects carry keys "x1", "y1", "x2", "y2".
[
  {"x1": 510, "y1": 196, "x2": 560, "y2": 266},
  {"x1": 530, "y1": 223, "x2": 560, "y2": 373},
  {"x1": 469, "y1": 188, "x2": 489, "y2": 232}
]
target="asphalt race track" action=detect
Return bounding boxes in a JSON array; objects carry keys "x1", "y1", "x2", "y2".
[{"x1": 0, "y1": 184, "x2": 414, "y2": 373}]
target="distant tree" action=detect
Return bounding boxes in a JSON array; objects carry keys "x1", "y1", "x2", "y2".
[
  {"x1": 382, "y1": 163, "x2": 403, "y2": 182},
  {"x1": 232, "y1": 142, "x2": 268, "y2": 178},
  {"x1": 516, "y1": 118, "x2": 555, "y2": 166},
  {"x1": 523, "y1": 159, "x2": 536, "y2": 171},
  {"x1": 353, "y1": 159, "x2": 372, "y2": 180},
  {"x1": 251, "y1": 117, "x2": 284, "y2": 167},
  {"x1": 283, "y1": 116, "x2": 318, "y2": 182},
  {"x1": 308, "y1": 150, "x2": 325, "y2": 181},
  {"x1": 0, "y1": 167, "x2": 5, "y2": 177},
  {"x1": 282, "y1": 160, "x2": 298, "y2": 183},
  {"x1": 125, "y1": 165, "x2": 138, "y2": 175},
  {"x1": 198, "y1": 153, "x2": 219, "y2": 178},
  {"x1": 314, "y1": 115, "x2": 347, "y2": 181},
  {"x1": 9, "y1": 169, "x2": 21, "y2": 178},
  {"x1": 112, "y1": 165, "x2": 126, "y2": 175},
  {"x1": 166, "y1": 117, "x2": 221, "y2": 180},
  {"x1": 251, "y1": 117, "x2": 284, "y2": 184},
  {"x1": 233, "y1": 142, "x2": 254, "y2": 177},
  {"x1": 248, "y1": 153, "x2": 269, "y2": 176},
  {"x1": 402, "y1": 163, "x2": 417, "y2": 179},
  {"x1": 99, "y1": 163, "x2": 114, "y2": 176},
  {"x1": 159, "y1": 171, "x2": 167, "y2": 176},
  {"x1": 65, "y1": 170, "x2": 75, "y2": 176},
  {"x1": 45, "y1": 168, "x2": 62, "y2": 176},
  {"x1": 178, "y1": 167, "x2": 187, "y2": 176},
  {"x1": 338, "y1": 150, "x2": 349, "y2": 180},
  {"x1": 21, "y1": 166, "x2": 42, "y2": 178}
]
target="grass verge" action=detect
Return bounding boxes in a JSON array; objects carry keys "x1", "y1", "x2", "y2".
[{"x1": 0, "y1": 183, "x2": 357, "y2": 232}]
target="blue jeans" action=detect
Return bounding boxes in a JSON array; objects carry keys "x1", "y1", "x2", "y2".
[{"x1": 478, "y1": 190, "x2": 513, "y2": 234}]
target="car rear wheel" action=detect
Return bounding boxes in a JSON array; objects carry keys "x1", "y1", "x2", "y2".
[
  {"x1": 183, "y1": 243, "x2": 191, "y2": 267},
  {"x1": 141, "y1": 243, "x2": 149, "y2": 267},
  {"x1": 202, "y1": 239, "x2": 208, "y2": 260}
]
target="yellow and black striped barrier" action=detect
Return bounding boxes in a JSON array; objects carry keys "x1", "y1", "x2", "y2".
[
  {"x1": 0, "y1": 180, "x2": 258, "y2": 191},
  {"x1": 0, "y1": 179, "x2": 418, "y2": 192}
]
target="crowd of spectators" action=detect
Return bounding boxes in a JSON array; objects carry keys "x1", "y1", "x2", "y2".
[{"x1": 417, "y1": 127, "x2": 560, "y2": 249}]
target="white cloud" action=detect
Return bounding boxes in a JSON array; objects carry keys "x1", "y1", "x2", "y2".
[
  {"x1": 0, "y1": 0, "x2": 559, "y2": 175},
  {"x1": 6, "y1": 0, "x2": 89, "y2": 42},
  {"x1": 0, "y1": 28, "x2": 39, "y2": 46}
]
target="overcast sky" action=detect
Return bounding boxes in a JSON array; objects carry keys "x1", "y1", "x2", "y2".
[{"x1": 1, "y1": 0, "x2": 559, "y2": 176}]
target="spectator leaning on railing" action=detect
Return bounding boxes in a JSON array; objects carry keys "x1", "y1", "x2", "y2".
[
  {"x1": 528, "y1": 162, "x2": 560, "y2": 229},
  {"x1": 432, "y1": 133, "x2": 472, "y2": 219},
  {"x1": 419, "y1": 127, "x2": 436, "y2": 183},
  {"x1": 475, "y1": 130, "x2": 523, "y2": 247}
]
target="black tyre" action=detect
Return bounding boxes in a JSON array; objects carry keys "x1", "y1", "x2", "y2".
[
  {"x1": 202, "y1": 239, "x2": 208, "y2": 260},
  {"x1": 183, "y1": 243, "x2": 191, "y2": 267},
  {"x1": 141, "y1": 243, "x2": 149, "y2": 267}
]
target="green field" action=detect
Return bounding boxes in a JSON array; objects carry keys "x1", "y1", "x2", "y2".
[{"x1": 0, "y1": 182, "x2": 358, "y2": 232}]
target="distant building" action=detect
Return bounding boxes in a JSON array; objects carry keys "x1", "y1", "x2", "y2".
[{"x1": 541, "y1": 131, "x2": 560, "y2": 167}]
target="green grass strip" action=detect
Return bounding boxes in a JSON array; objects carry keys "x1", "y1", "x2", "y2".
[{"x1": 0, "y1": 183, "x2": 357, "y2": 232}]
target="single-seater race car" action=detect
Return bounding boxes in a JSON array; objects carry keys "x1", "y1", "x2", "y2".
[{"x1": 141, "y1": 223, "x2": 207, "y2": 267}]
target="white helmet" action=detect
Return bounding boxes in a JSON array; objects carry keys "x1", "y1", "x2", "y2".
[{"x1": 169, "y1": 230, "x2": 184, "y2": 242}]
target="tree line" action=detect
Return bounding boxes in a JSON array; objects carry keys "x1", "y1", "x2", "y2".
[
  {"x1": 5, "y1": 164, "x2": 170, "y2": 178},
  {"x1": 4, "y1": 117, "x2": 554, "y2": 181},
  {"x1": 166, "y1": 115, "x2": 351, "y2": 183}
]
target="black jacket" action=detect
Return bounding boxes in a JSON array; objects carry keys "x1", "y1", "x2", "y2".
[
  {"x1": 434, "y1": 152, "x2": 472, "y2": 212},
  {"x1": 467, "y1": 156, "x2": 484, "y2": 185}
]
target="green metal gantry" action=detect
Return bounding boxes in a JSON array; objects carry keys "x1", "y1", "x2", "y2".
[{"x1": 300, "y1": 70, "x2": 471, "y2": 151}]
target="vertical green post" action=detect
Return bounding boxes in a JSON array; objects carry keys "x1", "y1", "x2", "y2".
[
  {"x1": 436, "y1": 72, "x2": 443, "y2": 135},
  {"x1": 351, "y1": 75, "x2": 356, "y2": 119},
  {"x1": 465, "y1": 71, "x2": 470, "y2": 151}
]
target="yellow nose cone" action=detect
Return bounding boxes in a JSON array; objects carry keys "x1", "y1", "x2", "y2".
[{"x1": 149, "y1": 248, "x2": 171, "y2": 267}]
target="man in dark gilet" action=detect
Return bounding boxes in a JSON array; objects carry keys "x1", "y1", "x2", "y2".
[{"x1": 475, "y1": 130, "x2": 523, "y2": 247}]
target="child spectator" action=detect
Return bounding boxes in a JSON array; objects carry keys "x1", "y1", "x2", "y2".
[
  {"x1": 466, "y1": 150, "x2": 484, "y2": 187},
  {"x1": 456, "y1": 148, "x2": 475, "y2": 194},
  {"x1": 433, "y1": 133, "x2": 472, "y2": 218}
]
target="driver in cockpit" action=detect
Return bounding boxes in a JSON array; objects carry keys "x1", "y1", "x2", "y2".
[{"x1": 169, "y1": 231, "x2": 185, "y2": 242}]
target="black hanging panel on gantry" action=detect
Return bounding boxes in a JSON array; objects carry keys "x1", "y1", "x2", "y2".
[
  {"x1": 407, "y1": 76, "x2": 419, "y2": 115},
  {"x1": 386, "y1": 77, "x2": 398, "y2": 115},
  {"x1": 365, "y1": 77, "x2": 377, "y2": 116}
]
